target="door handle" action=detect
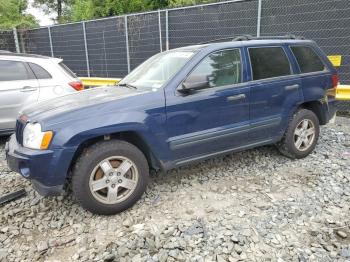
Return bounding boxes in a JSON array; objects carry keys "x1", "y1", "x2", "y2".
[
  {"x1": 227, "y1": 94, "x2": 246, "y2": 101},
  {"x1": 285, "y1": 84, "x2": 299, "y2": 91},
  {"x1": 20, "y1": 86, "x2": 37, "y2": 92}
]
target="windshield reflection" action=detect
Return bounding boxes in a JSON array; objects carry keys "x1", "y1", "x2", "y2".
[{"x1": 119, "y1": 50, "x2": 195, "y2": 91}]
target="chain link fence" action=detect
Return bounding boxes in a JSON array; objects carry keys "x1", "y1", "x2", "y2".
[
  {"x1": 260, "y1": 0, "x2": 350, "y2": 85},
  {"x1": 0, "y1": 31, "x2": 16, "y2": 52},
  {"x1": 128, "y1": 12, "x2": 163, "y2": 71},
  {"x1": 19, "y1": 27, "x2": 51, "y2": 56},
  {"x1": 168, "y1": 0, "x2": 258, "y2": 48},
  {"x1": 0, "y1": 0, "x2": 349, "y2": 110},
  {"x1": 85, "y1": 17, "x2": 128, "y2": 77}
]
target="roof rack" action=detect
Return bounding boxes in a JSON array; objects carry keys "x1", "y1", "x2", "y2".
[
  {"x1": 200, "y1": 34, "x2": 305, "y2": 44},
  {"x1": 0, "y1": 52, "x2": 51, "y2": 59}
]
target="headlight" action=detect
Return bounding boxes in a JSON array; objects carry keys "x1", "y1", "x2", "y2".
[{"x1": 23, "y1": 123, "x2": 53, "y2": 150}]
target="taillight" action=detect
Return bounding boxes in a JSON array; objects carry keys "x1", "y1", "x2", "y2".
[
  {"x1": 69, "y1": 81, "x2": 84, "y2": 91},
  {"x1": 331, "y1": 74, "x2": 339, "y2": 89}
]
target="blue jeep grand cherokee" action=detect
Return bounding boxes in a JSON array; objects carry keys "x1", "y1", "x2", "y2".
[{"x1": 6, "y1": 36, "x2": 338, "y2": 215}]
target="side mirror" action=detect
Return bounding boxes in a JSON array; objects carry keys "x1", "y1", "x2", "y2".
[{"x1": 181, "y1": 74, "x2": 209, "y2": 92}]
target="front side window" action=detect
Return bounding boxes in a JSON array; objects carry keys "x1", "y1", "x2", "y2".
[
  {"x1": 185, "y1": 49, "x2": 241, "y2": 89},
  {"x1": 249, "y1": 47, "x2": 291, "y2": 80},
  {"x1": 291, "y1": 46, "x2": 326, "y2": 73},
  {"x1": 0, "y1": 60, "x2": 33, "y2": 81}
]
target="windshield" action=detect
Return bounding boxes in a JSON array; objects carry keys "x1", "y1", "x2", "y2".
[{"x1": 119, "y1": 50, "x2": 195, "y2": 91}]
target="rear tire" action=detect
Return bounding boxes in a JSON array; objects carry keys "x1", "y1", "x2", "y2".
[
  {"x1": 277, "y1": 109, "x2": 320, "y2": 159},
  {"x1": 71, "y1": 140, "x2": 149, "y2": 215}
]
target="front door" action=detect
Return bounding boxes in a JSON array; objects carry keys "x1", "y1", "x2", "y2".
[
  {"x1": 0, "y1": 60, "x2": 39, "y2": 132},
  {"x1": 165, "y1": 48, "x2": 251, "y2": 162}
]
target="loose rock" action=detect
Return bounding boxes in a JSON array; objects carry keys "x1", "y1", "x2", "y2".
[{"x1": 0, "y1": 117, "x2": 349, "y2": 261}]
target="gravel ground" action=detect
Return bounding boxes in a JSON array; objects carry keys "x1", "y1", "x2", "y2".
[{"x1": 0, "y1": 117, "x2": 350, "y2": 262}]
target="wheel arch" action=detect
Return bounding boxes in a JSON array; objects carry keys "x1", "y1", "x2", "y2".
[
  {"x1": 67, "y1": 131, "x2": 162, "y2": 179},
  {"x1": 298, "y1": 100, "x2": 327, "y2": 125}
]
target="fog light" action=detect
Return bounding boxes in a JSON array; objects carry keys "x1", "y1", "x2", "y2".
[{"x1": 20, "y1": 166, "x2": 30, "y2": 178}]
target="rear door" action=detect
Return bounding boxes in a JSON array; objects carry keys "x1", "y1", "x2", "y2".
[
  {"x1": 247, "y1": 46, "x2": 303, "y2": 142},
  {"x1": 0, "y1": 60, "x2": 39, "y2": 131}
]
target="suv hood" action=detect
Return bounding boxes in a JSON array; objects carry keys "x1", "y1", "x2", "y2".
[{"x1": 22, "y1": 86, "x2": 144, "y2": 120}]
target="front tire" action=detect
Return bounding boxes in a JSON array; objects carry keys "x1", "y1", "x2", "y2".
[
  {"x1": 71, "y1": 140, "x2": 149, "y2": 215},
  {"x1": 277, "y1": 109, "x2": 320, "y2": 159}
]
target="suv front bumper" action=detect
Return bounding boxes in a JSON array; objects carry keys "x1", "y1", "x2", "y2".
[{"x1": 5, "y1": 134, "x2": 73, "y2": 196}]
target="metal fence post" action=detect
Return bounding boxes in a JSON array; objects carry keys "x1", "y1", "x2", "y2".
[
  {"x1": 18, "y1": 31, "x2": 26, "y2": 53},
  {"x1": 165, "y1": 10, "x2": 169, "y2": 50},
  {"x1": 82, "y1": 22, "x2": 91, "y2": 77},
  {"x1": 124, "y1": 15, "x2": 131, "y2": 73},
  {"x1": 256, "y1": 0, "x2": 262, "y2": 37},
  {"x1": 48, "y1": 27, "x2": 54, "y2": 57},
  {"x1": 158, "y1": 10, "x2": 163, "y2": 52},
  {"x1": 12, "y1": 28, "x2": 20, "y2": 53}
]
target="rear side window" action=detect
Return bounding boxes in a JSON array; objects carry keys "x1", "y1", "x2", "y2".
[
  {"x1": 291, "y1": 46, "x2": 326, "y2": 73},
  {"x1": 28, "y1": 63, "x2": 52, "y2": 79},
  {"x1": 59, "y1": 62, "x2": 77, "y2": 78},
  {"x1": 249, "y1": 47, "x2": 291, "y2": 80},
  {"x1": 0, "y1": 60, "x2": 34, "y2": 81}
]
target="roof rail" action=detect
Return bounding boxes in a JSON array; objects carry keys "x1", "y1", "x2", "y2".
[
  {"x1": 0, "y1": 52, "x2": 51, "y2": 59},
  {"x1": 200, "y1": 34, "x2": 305, "y2": 44},
  {"x1": 233, "y1": 34, "x2": 305, "y2": 41}
]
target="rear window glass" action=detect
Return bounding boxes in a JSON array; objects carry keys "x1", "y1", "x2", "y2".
[
  {"x1": 291, "y1": 46, "x2": 326, "y2": 73},
  {"x1": 249, "y1": 47, "x2": 291, "y2": 80},
  {"x1": 29, "y1": 63, "x2": 52, "y2": 79},
  {"x1": 0, "y1": 60, "x2": 34, "y2": 81},
  {"x1": 59, "y1": 62, "x2": 77, "y2": 78}
]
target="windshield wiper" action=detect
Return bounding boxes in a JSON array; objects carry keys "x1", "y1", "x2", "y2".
[{"x1": 117, "y1": 83, "x2": 137, "y2": 89}]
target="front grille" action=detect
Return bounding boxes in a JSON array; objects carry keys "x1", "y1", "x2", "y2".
[{"x1": 15, "y1": 119, "x2": 25, "y2": 145}]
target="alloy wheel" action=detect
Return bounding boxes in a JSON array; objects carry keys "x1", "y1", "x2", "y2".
[
  {"x1": 89, "y1": 156, "x2": 139, "y2": 204},
  {"x1": 293, "y1": 119, "x2": 316, "y2": 152}
]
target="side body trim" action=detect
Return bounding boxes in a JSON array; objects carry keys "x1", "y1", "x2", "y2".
[
  {"x1": 168, "y1": 117, "x2": 281, "y2": 150},
  {"x1": 175, "y1": 138, "x2": 274, "y2": 166}
]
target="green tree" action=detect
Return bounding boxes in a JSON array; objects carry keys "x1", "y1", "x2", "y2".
[
  {"x1": 33, "y1": 0, "x2": 73, "y2": 22},
  {"x1": 67, "y1": 0, "x2": 217, "y2": 23},
  {"x1": 0, "y1": 0, "x2": 38, "y2": 30},
  {"x1": 69, "y1": 0, "x2": 94, "y2": 21},
  {"x1": 102, "y1": 0, "x2": 149, "y2": 16},
  {"x1": 168, "y1": 0, "x2": 214, "y2": 7},
  {"x1": 148, "y1": 0, "x2": 169, "y2": 9},
  {"x1": 70, "y1": 0, "x2": 158, "y2": 21}
]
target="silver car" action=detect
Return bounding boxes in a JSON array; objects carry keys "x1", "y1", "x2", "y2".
[{"x1": 0, "y1": 53, "x2": 83, "y2": 135}]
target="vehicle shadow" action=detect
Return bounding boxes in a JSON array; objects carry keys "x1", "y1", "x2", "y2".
[
  {"x1": 148, "y1": 144, "x2": 286, "y2": 189},
  {"x1": 0, "y1": 135, "x2": 10, "y2": 144}
]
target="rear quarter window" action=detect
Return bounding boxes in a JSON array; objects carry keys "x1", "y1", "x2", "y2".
[
  {"x1": 290, "y1": 46, "x2": 326, "y2": 73},
  {"x1": 28, "y1": 63, "x2": 52, "y2": 79},
  {"x1": 248, "y1": 47, "x2": 291, "y2": 80}
]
